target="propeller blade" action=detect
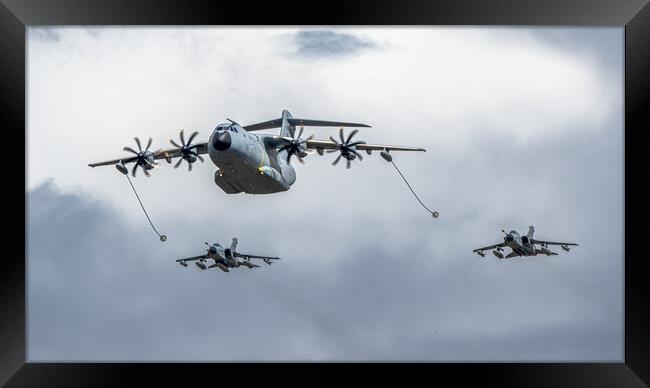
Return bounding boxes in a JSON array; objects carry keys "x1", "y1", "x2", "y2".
[
  {"x1": 187, "y1": 131, "x2": 199, "y2": 145},
  {"x1": 123, "y1": 146, "x2": 139, "y2": 155},
  {"x1": 329, "y1": 136, "x2": 340, "y2": 145},
  {"x1": 297, "y1": 126, "x2": 304, "y2": 139},
  {"x1": 346, "y1": 159, "x2": 351, "y2": 169},
  {"x1": 170, "y1": 139, "x2": 182, "y2": 148},
  {"x1": 306, "y1": 134, "x2": 314, "y2": 141},
  {"x1": 348, "y1": 141, "x2": 366, "y2": 147},
  {"x1": 346, "y1": 129, "x2": 359, "y2": 144},
  {"x1": 286, "y1": 152, "x2": 292, "y2": 163},
  {"x1": 134, "y1": 137, "x2": 142, "y2": 152},
  {"x1": 144, "y1": 168, "x2": 151, "y2": 177},
  {"x1": 179, "y1": 130, "x2": 186, "y2": 146},
  {"x1": 352, "y1": 150, "x2": 364, "y2": 161},
  {"x1": 188, "y1": 162, "x2": 192, "y2": 172},
  {"x1": 174, "y1": 158, "x2": 183, "y2": 169},
  {"x1": 332, "y1": 154, "x2": 342, "y2": 166},
  {"x1": 339, "y1": 127, "x2": 345, "y2": 143},
  {"x1": 197, "y1": 154, "x2": 204, "y2": 163},
  {"x1": 145, "y1": 137, "x2": 153, "y2": 152},
  {"x1": 131, "y1": 163, "x2": 138, "y2": 177}
]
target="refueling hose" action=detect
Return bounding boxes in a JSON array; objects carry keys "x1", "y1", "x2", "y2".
[
  {"x1": 388, "y1": 157, "x2": 439, "y2": 219},
  {"x1": 121, "y1": 167, "x2": 167, "y2": 242}
]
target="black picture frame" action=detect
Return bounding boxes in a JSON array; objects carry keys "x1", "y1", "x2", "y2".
[{"x1": 2, "y1": 0, "x2": 648, "y2": 386}]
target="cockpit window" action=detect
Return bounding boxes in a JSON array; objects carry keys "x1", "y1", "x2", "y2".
[{"x1": 215, "y1": 122, "x2": 239, "y2": 133}]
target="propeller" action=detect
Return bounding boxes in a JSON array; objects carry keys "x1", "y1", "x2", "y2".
[
  {"x1": 277, "y1": 126, "x2": 314, "y2": 164},
  {"x1": 122, "y1": 137, "x2": 160, "y2": 177},
  {"x1": 170, "y1": 129, "x2": 204, "y2": 171},
  {"x1": 326, "y1": 127, "x2": 367, "y2": 169}
]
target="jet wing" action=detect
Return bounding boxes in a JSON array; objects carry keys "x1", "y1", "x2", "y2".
[
  {"x1": 233, "y1": 252, "x2": 281, "y2": 264},
  {"x1": 88, "y1": 142, "x2": 208, "y2": 168},
  {"x1": 176, "y1": 254, "x2": 208, "y2": 263},
  {"x1": 473, "y1": 242, "x2": 507, "y2": 253},
  {"x1": 531, "y1": 240, "x2": 579, "y2": 247}
]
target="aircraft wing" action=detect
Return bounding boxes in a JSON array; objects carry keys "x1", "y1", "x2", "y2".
[
  {"x1": 176, "y1": 254, "x2": 208, "y2": 263},
  {"x1": 305, "y1": 139, "x2": 426, "y2": 153},
  {"x1": 233, "y1": 252, "x2": 281, "y2": 264},
  {"x1": 531, "y1": 240, "x2": 579, "y2": 247},
  {"x1": 88, "y1": 142, "x2": 208, "y2": 168},
  {"x1": 472, "y1": 242, "x2": 507, "y2": 253},
  {"x1": 87, "y1": 156, "x2": 139, "y2": 167}
]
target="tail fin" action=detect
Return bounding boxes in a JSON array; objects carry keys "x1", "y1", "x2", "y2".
[
  {"x1": 527, "y1": 225, "x2": 535, "y2": 239},
  {"x1": 230, "y1": 237, "x2": 238, "y2": 251},
  {"x1": 280, "y1": 110, "x2": 294, "y2": 138}
]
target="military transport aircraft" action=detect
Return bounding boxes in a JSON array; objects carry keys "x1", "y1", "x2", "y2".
[
  {"x1": 88, "y1": 110, "x2": 426, "y2": 194},
  {"x1": 473, "y1": 226, "x2": 579, "y2": 259},
  {"x1": 176, "y1": 237, "x2": 280, "y2": 272}
]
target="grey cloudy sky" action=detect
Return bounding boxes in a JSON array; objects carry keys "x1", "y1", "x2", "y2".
[{"x1": 27, "y1": 27, "x2": 623, "y2": 361}]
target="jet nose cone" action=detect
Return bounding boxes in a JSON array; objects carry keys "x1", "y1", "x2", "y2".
[{"x1": 212, "y1": 131, "x2": 232, "y2": 151}]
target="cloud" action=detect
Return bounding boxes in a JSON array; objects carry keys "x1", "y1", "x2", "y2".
[
  {"x1": 28, "y1": 178, "x2": 622, "y2": 361},
  {"x1": 292, "y1": 29, "x2": 377, "y2": 58},
  {"x1": 27, "y1": 27, "x2": 624, "y2": 361}
]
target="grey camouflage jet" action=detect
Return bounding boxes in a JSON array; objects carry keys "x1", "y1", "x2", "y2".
[
  {"x1": 176, "y1": 237, "x2": 280, "y2": 272},
  {"x1": 88, "y1": 109, "x2": 425, "y2": 194},
  {"x1": 473, "y1": 226, "x2": 578, "y2": 259}
]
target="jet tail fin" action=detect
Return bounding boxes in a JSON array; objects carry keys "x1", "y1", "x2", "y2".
[
  {"x1": 527, "y1": 225, "x2": 535, "y2": 240},
  {"x1": 230, "y1": 237, "x2": 238, "y2": 251}
]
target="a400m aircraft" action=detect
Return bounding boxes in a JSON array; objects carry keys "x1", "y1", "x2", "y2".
[{"x1": 88, "y1": 110, "x2": 426, "y2": 194}]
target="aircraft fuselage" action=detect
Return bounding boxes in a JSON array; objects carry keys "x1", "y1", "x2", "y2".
[{"x1": 207, "y1": 123, "x2": 296, "y2": 194}]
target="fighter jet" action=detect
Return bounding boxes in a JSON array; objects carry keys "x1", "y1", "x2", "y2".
[
  {"x1": 88, "y1": 109, "x2": 425, "y2": 194},
  {"x1": 176, "y1": 237, "x2": 280, "y2": 272},
  {"x1": 473, "y1": 226, "x2": 578, "y2": 259}
]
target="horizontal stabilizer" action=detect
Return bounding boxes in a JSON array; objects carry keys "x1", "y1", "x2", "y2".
[{"x1": 244, "y1": 117, "x2": 370, "y2": 132}]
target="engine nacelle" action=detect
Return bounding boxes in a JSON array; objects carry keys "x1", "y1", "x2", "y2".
[
  {"x1": 492, "y1": 249, "x2": 504, "y2": 259},
  {"x1": 561, "y1": 245, "x2": 570, "y2": 251},
  {"x1": 476, "y1": 250, "x2": 485, "y2": 257},
  {"x1": 179, "y1": 261, "x2": 188, "y2": 267},
  {"x1": 380, "y1": 150, "x2": 392, "y2": 162},
  {"x1": 195, "y1": 261, "x2": 207, "y2": 270}
]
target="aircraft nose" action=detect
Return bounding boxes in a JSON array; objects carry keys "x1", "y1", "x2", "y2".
[{"x1": 212, "y1": 131, "x2": 231, "y2": 151}]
